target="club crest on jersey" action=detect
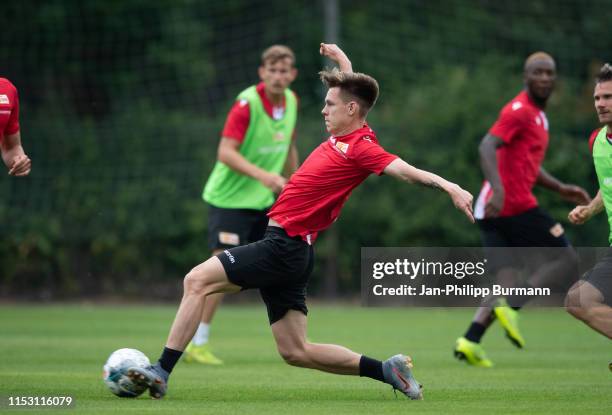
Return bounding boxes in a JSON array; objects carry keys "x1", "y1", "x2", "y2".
[
  {"x1": 0, "y1": 95, "x2": 9, "y2": 104},
  {"x1": 335, "y1": 141, "x2": 349, "y2": 154}
]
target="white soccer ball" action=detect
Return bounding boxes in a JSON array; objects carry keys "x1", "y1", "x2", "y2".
[{"x1": 103, "y1": 348, "x2": 150, "y2": 398}]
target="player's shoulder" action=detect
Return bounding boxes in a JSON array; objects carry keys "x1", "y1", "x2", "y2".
[
  {"x1": 589, "y1": 128, "x2": 602, "y2": 139},
  {"x1": 0, "y1": 77, "x2": 17, "y2": 92},
  {"x1": 235, "y1": 98, "x2": 250, "y2": 109},
  {"x1": 236, "y1": 84, "x2": 258, "y2": 101},
  {"x1": 354, "y1": 124, "x2": 379, "y2": 142},
  {"x1": 588, "y1": 128, "x2": 602, "y2": 153},
  {"x1": 499, "y1": 93, "x2": 533, "y2": 121},
  {"x1": 349, "y1": 127, "x2": 385, "y2": 155},
  {"x1": 356, "y1": 134, "x2": 379, "y2": 148}
]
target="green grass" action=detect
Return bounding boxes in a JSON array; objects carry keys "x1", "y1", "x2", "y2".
[{"x1": 0, "y1": 304, "x2": 610, "y2": 414}]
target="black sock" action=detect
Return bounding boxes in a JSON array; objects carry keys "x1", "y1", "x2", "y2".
[
  {"x1": 506, "y1": 282, "x2": 534, "y2": 309},
  {"x1": 157, "y1": 347, "x2": 183, "y2": 374},
  {"x1": 464, "y1": 322, "x2": 487, "y2": 343},
  {"x1": 359, "y1": 355, "x2": 385, "y2": 383}
]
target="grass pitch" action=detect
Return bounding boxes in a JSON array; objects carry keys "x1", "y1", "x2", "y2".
[{"x1": 0, "y1": 304, "x2": 610, "y2": 414}]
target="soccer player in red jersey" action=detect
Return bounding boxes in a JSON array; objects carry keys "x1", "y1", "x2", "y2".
[
  {"x1": 128, "y1": 44, "x2": 473, "y2": 400},
  {"x1": 0, "y1": 78, "x2": 30, "y2": 176},
  {"x1": 454, "y1": 53, "x2": 591, "y2": 367},
  {"x1": 185, "y1": 45, "x2": 300, "y2": 366}
]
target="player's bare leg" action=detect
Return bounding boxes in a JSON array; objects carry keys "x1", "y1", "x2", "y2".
[
  {"x1": 167, "y1": 256, "x2": 240, "y2": 350},
  {"x1": 271, "y1": 310, "x2": 361, "y2": 374},
  {"x1": 566, "y1": 280, "x2": 612, "y2": 339},
  {"x1": 127, "y1": 256, "x2": 240, "y2": 398},
  {"x1": 185, "y1": 249, "x2": 226, "y2": 364},
  {"x1": 271, "y1": 310, "x2": 423, "y2": 399}
]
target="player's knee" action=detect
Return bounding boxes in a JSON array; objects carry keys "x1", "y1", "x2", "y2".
[
  {"x1": 183, "y1": 268, "x2": 210, "y2": 296},
  {"x1": 277, "y1": 344, "x2": 307, "y2": 367},
  {"x1": 565, "y1": 285, "x2": 577, "y2": 308},
  {"x1": 565, "y1": 287, "x2": 586, "y2": 320}
]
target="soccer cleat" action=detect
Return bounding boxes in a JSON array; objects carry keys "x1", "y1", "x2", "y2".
[
  {"x1": 382, "y1": 354, "x2": 423, "y2": 400},
  {"x1": 184, "y1": 343, "x2": 223, "y2": 365},
  {"x1": 126, "y1": 363, "x2": 169, "y2": 399},
  {"x1": 493, "y1": 298, "x2": 526, "y2": 348},
  {"x1": 454, "y1": 337, "x2": 493, "y2": 368}
]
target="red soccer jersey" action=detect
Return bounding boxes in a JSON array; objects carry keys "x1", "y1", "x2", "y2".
[
  {"x1": 588, "y1": 128, "x2": 612, "y2": 153},
  {"x1": 268, "y1": 124, "x2": 398, "y2": 243},
  {"x1": 0, "y1": 78, "x2": 20, "y2": 143},
  {"x1": 221, "y1": 82, "x2": 297, "y2": 142},
  {"x1": 474, "y1": 91, "x2": 549, "y2": 219}
]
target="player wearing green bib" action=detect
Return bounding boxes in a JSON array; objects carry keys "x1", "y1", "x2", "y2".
[
  {"x1": 567, "y1": 63, "x2": 612, "y2": 344},
  {"x1": 184, "y1": 45, "x2": 299, "y2": 365}
]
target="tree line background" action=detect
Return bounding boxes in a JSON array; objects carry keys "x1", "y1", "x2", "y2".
[{"x1": 1, "y1": 0, "x2": 611, "y2": 300}]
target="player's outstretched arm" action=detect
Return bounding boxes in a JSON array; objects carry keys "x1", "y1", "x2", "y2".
[
  {"x1": 537, "y1": 167, "x2": 591, "y2": 205},
  {"x1": 1, "y1": 132, "x2": 31, "y2": 176},
  {"x1": 319, "y1": 43, "x2": 353, "y2": 73},
  {"x1": 568, "y1": 190, "x2": 603, "y2": 225},
  {"x1": 384, "y1": 158, "x2": 474, "y2": 223}
]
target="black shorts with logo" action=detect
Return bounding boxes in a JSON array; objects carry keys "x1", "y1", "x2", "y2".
[
  {"x1": 216, "y1": 226, "x2": 314, "y2": 325},
  {"x1": 477, "y1": 207, "x2": 571, "y2": 272},
  {"x1": 582, "y1": 250, "x2": 612, "y2": 306},
  {"x1": 208, "y1": 204, "x2": 270, "y2": 250}
]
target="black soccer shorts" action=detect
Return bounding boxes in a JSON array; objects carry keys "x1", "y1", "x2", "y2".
[
  {"x1": 216, "y1": 226, "x2": 314, "y2": 324},
  {"x1": 582, "y1": 250, "x2": 612, "y2": 306},
  {"x1": 207, "y1": 204, "x2": 270, "y2": 250},
  {"x1": 477, "y1": 207, "x2": 571, "y2": 273}
]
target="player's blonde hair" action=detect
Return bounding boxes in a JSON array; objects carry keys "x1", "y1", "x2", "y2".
[
  {"x1": 261, "y1": 45, "x2": 296, "y2": 66},
  {"x1": 319, "y1": 68, "x2": 379, "y2": 117}
]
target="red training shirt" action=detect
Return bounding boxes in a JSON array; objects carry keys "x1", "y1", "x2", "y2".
[
  {"x1": 588, "y1": 127, "x2": 612, "y2": 153},
  {"x1": 0, "y1": 78, "x2": 20, "y2": 143},
  {"x1": 268, "y1": 124, "x2": 398, "y2": 243},
  {"x1": 474, "y1": 90, "x2": 549, "y2": 219},
  {"x1": 222, "y1": 82, "x2": 298, "y2": 143}
]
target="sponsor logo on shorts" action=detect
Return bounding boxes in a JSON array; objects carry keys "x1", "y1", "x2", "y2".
[
  {"x1": 224, "y1": 249, "x2": 236, "y2": 264},
  {"x1": 0, "y1": 94, "x2": 9, "y2": 104},
  {"x1": 604, "y1": 177, "x2": 612, "y2": 186},
  {"x1": 550, "y1": 223, "x2": 564, "y2": 238},
  {"x1": 219, "y1": 231, "x2": 240, "y2": 246}
]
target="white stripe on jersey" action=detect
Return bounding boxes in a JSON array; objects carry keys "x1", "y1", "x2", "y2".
[{"x1": 474, "y1": 181, "x2": 491, "y2": 220}]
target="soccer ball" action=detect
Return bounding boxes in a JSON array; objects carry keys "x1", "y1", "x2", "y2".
[{"x1": 103, "y1": 348, "x2": 150, "y2": 398}]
